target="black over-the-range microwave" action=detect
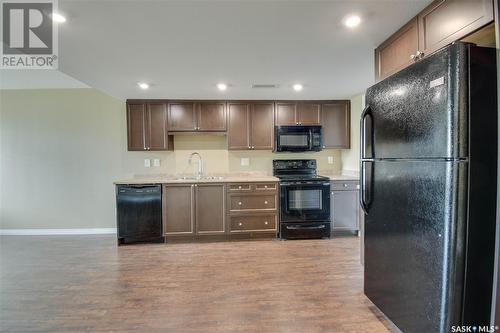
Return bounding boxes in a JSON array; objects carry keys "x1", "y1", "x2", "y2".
[{"x1": 274, "y1": 125, "x2": 323, "y2": 152}]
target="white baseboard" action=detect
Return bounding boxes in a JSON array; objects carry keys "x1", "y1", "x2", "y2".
[{"x1": 0, "y1": 228, "x2": 117, "y2": 235}]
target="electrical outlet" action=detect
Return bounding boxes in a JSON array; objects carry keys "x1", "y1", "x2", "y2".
[
  {"x1": 153, "y1": 158, "x2": 161, "y2": 167},
  {"x1": 241, "y1": 157, "x2": 250, "y2": 166},
  {"x1": 144, "y1": 159, "x2": 151, "y2": 168},
  {"x1": 327, "y1": 156, "x2": 334, "y2": 164}
]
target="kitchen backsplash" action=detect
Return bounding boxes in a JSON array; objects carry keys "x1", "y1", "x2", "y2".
[{"x1": 121, "y1": 135, "x2": 343, "y2": 176}]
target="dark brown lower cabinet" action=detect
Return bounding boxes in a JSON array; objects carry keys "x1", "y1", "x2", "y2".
[
  {"x1": 321, "y1": 101, "x2": 350, "y2": 149},
  {"x1": 163, "y1": 184, "x2": 195, "y2": 235},
  {"x1": 195, "y1": 184, "x2": 225, "y2": 234},
  {"x1": 163, "y1": 183, "x2": 225, "y2": 237}
]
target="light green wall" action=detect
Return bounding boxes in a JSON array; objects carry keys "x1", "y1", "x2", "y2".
[
  {"x1": 341, "y1": 93, "x2": 365, "y2": 174},
  {"x1": 0, "y1": 88, "x2": 344, "y2": 229}
]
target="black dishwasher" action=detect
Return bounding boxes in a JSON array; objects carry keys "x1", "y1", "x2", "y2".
[{"x1": 116, "y1": 185, "x2": 163, "y2": 245}]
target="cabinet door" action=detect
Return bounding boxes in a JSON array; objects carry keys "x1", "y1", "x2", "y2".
[
  {"x1": 321, "y1": 101, "x2": 350, "y2": 149},
  {"x1": 297, "y1": 103, "x2": 321, "y2": 125},
  {"x1": 198, "y1": 102, "x2": 226, "y2": 131},
  {"x1": 147, "y1": 103, "x2": 168, "y2": 150},
  {"x1": 127, "y1": 103, "x2": 146, "y2": 151},
  {"x1": 418, "y1": 0, "x2": 493, "y2": 57},
  {"x1": 163, "y1": 185, "x2": 195, "y2": 235},
  {"x1": 275, "y1": 103, "x2": 297, "y2": 125},
  {"x1": 228, "y1": 103, "x2": 250, "y2": 150},
  {"x1": 250, "y1": 103, "x2": 274, "y2": 150},
  {"x1": 375, "y1": 18, "x2": 419, "y2": 81},
  {"x1": 167, "y1": 102, "x2": 197, "y2": 131},
  {"x1": 332, "y1": 190, "x2": 359, "y2": 232},
  {"x1": 195, "y1": 184, "x2": 225, "y2": 234}
]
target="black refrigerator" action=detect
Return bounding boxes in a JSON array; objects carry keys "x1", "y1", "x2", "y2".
[{"x1": 361, "y1": 42, "x2": 497, "y2": 333}]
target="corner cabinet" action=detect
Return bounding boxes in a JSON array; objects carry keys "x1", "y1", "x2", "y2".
[
  {"x1": 167, "y1": 101, "x2": 226, "y2": 133},
  {"x1": 227, "y1": 102, "x2": 274, "y2": 150},
  {"x1": 163, "y1": 183, "x2": 225, "y2": 238},
  {"x1": 127, "y1": 102, "x2": 173, "y2": 151},
  {"x1": 331, "y1": 181, "x2": 360, "y2": 234},
  {"x1": 375, "y1": 0, "x2": 494, "y2": 81},
  {"x1": 321, "y1": 101, "x2": 350, "y2": 149}
]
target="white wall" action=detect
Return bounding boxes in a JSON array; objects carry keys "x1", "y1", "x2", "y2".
[
  {"x1": 341, "y1": 93, "x2": 365, "y2": 174},
  {"x1": 0, "y1": 88, "x2": 346, "y2": 229}
]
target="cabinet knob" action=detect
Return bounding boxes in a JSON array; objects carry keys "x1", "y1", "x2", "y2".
[
  {"x1": 238, "y1": 222, "x2": 243, "y2": 226},
  {"x1": 264, "y1": 185, "x2": 268, "y2": 189},
  {"x1": 264, "y1": 200, "x2": 268, "y2": 204},
  {"x1": 264, "y1": 221, "x2": 268, "y2": 225},
  {"x1": 238, "y1": 186, "x2": 242, "y2": 189},
  {"x1": 238, "y1": 202, "x2": 242, "y2": 205},
  {"x1": 343, "y1": 184, "x2": 348, "y2": 187}
]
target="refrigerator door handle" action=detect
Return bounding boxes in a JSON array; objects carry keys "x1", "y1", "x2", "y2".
[
  {"x1": 360, "y1": 104, "x2": 373, "y2": 159},
  {"x1": 360, "y1": 161, "x2": 373, "y2": 215}
]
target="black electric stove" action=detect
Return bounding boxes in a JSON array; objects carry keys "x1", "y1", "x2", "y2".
[{"x1": 273, "y1": 160, "x2": 331, "y2": 239}]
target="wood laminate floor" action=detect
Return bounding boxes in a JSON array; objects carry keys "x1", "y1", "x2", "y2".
[{"x1": 0, "y1": 236, "x2": 396, "y2": 333}]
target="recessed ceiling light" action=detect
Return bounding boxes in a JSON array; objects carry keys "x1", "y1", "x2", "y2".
[
  {"x1": 345, "y1": 15, "x2": 361, "y2": 28},
  {"x1": 217, "y1": 83, "x2": 227, "y2": 91},
  {"x1": 51, "y1": 13, "x2": 66, "y2": 23},
  {"x1": 138, "y1": 82, "x2": 149, "y2": 90},
  {"x1": 293, "y1": 84, "x2": 303, "y2": 91}
]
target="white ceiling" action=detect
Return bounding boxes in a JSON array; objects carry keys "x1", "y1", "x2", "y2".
[{"x1": 3, "y1": 0, "x2": 433, "y2": 100}]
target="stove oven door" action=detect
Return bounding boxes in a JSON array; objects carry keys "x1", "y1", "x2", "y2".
[{"x1": 280, "y1": 181, "x2": 331, "y2": 222}]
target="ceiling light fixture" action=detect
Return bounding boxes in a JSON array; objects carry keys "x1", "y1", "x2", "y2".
[
  {"x1": 344, "y1": 15, "x2": 361, "y2": 28},
  {"x1": 293, "y1": 84, "x2": 303, "y2": 91},
  {"x1": 217, "y1": 83, "x2": 228, "y2": 91},
  {"x1": 138, "y1": 82, "x2": 149, "y2": 90},
  {"x1": 51, "y1": 13, "x2": 67, "y2": 23}
]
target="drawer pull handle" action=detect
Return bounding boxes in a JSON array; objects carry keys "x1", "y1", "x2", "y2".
[
  {"x1": 238, "y1": 202, "x2": 242, "y2": 205},
  {"x1": 238, "y1": 222, "x2": 243, "y2": 226},
  {"x1": 264, "y1": 201, "x2": 268, "y2": 204},
  {"x1": 343, "y1": 184, "x2": 348, "y2": 187}
]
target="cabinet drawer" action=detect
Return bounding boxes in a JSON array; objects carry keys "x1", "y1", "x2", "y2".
[
  {"x1": 255, "y1": 183, "x2": 277, "y2": 191},
  {"x1": 230, "y1": 215, "x2": 277, "y2": 232},
  {"x1": 228, "y1": 184, "x2": 252, "y2": 192},
  {"x1": 229, "y1": 194, "x2": 276, "y2": 211},
  {"x1": 331, "y1": 181, "x2": 359, "y2": 191}
]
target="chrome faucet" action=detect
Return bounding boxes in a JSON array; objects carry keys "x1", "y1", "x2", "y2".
[{"x1": 188, "y1": 152, "x2": 203, "y2": 179}]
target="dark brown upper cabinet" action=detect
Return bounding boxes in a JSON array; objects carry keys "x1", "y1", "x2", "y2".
[
  {"x1": 375, "y1": 18, "x2": 419, "y2": 81},
  {"x1": 127, "y1": 102, "x2": 173, "y2": 151},
  {"x1": 321, "y1": 101, "x2": 350, "y2": 149},
  {"x1": 275, "y1": 102, "x2": 321, "y2": 126},
  {"x1": 167, "y1": 101, "x2": 226, "y2": 132},
  {"x1": 228, "y1": 102, "x2": 274, "y2": 150},
  {"x1": 418, "y1": 0, "x2": 493, "y2": 57},
  {"x1": 375, "y1": 0, "x2": 494, "y2": 81}
]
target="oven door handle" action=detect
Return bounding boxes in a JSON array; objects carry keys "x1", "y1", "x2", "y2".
[{"x1": 286, "y1": 225, "x2": 326, "y2": 230}]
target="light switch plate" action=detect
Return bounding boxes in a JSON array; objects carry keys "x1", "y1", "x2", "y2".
[
  {"x1": 144, "y1": 159, "x2": 151, "y2": 168},
  {"x1": 153, "y1": 158, "x2": 160, "y2": 167},
  {"x1": 327, "y1": 156, "x2": 334, "y2": 164},
  {"x1": 241, "y1": 157, "x2": 250, "y2": 166}
]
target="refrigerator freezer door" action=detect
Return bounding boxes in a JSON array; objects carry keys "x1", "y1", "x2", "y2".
[
  {"x1": 363, "y1": 43, "x2": 469, "y2": 160},
  {"x1": 363, "y1": 160, "x2": 467, "y2": 333}
]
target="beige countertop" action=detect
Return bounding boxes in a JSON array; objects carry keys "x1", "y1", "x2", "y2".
[
  {"x1": 114, "y1": 173, "x2": 279, "y2": 185},
  {"x1": 325, "y1": 174, "x2": 360, "y2": 181}
]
